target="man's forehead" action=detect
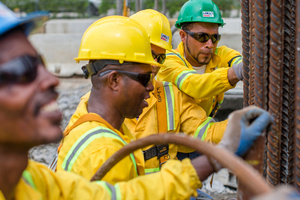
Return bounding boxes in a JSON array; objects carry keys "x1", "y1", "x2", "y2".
[
  {"x1": 190, "y1": 22, "x2": 219, "y2": 31},
  {"x1": 0, "y1": 29, "x2": 36, "y2": 65}
]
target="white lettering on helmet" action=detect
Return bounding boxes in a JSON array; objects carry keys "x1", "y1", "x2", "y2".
[
  {"x1": 161, "y1": 33, "x2": 169, "y2": 42},
  {"x1": 202, "y1": 11, "x2": 214, "y2": 17}
]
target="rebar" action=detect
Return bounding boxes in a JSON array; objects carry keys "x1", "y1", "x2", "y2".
[
  {"x1": 253, "y1": 0, "x2": 269, "y2": 110},
  {"x1": 280, "y1": 0, "x2": 296, "y2": 184},
  {"x1": 294, "y1": 0, "x2": 300, "y2": 192},
  {"x1": 249, "y1": 0, "x2": 256, "y2": 105},
  {"x1": 267, "y1": 0, "x2": 284, "y2": 186},
  {"x1": 242, "y1": 0, "x2": 251, "y2": 107}
]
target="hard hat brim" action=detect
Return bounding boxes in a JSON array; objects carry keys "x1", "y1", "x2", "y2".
[{"x1": 0, "y1": 9, "x2": 49, "y2": 37}]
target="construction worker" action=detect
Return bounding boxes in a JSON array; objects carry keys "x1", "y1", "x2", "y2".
[
  {"x1": 55, "y1": 13, "x2": 272, "y2": 191},
  {"x1": 76, "y1": 9, "x2": 228, "y2": 174},
  {"x1": 0, "y1": 3, "x2": 271, "y2": 200},
  {"x1": 157, "y1": 0, "x2": 243, "y2": 117},
  {"x1": 125, "y1": 9, "x2": 228, "y2": 173}
]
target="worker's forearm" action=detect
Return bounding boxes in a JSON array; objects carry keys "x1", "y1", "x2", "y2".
[
  {"x1": 227, "y1": 67, "x2": 240, "y2": 86},
  {"x1": 191, "y1": 156, "x2": 214, "y2": 181}
]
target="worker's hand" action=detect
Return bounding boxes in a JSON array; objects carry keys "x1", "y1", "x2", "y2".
[
  {"x1": 232, "y1": 61, "x2": 243, "y2": 80},
  {"x1": 209, "y1": 106, "x2": 273, "y2": 171}
]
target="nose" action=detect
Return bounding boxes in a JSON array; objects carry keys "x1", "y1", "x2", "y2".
[
  {"x1": 205, "y1": 38, "x2": 214, "y2": 49},
  {"x1": 146, "y1": 80, "x2": 154, "y2": 92},
  {"x1": 37, "y1": 64, "x2": 60, "y2": 91}
]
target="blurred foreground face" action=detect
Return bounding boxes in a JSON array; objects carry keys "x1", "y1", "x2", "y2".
[{"x1": 0, "y1": 30, "x2": 63, "y2": 149}]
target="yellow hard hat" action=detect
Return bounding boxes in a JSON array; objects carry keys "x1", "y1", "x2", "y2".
[
  {"x1": 130, "y1": 9, "x2": 173, "y2": 52},
  {"x1": 75, "y1": 16, "x2": 161, "y2": 68}
]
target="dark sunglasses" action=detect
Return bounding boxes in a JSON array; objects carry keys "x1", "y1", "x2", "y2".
[
  {"x1": 99, "y1": 69, "x2": 154, "y2": 87},
  {"x1": 152, "y1": 51, "x2": 166, "y2": 64},
  {"x1": 0, "y1": 54, "x2": 44, "y2": 86},
  {"x1": 185, "y1": 30, "x2": 221, "y2": 44}
]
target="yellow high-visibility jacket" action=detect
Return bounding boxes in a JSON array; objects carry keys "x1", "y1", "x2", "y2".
[
  {"x1": 2, "y1": 160, "x2": 200, "y2": 200},
  {"x1": 157, "y1": 42, "x2": 242, "y2": 115},
  {"x1": 56, "y1": 95, "x2": 202, "y2": 199},
  {"x1": 124, "y1": 80, "x2": 228, "y2": 174},
  {"x1": 57, "y1": 97, "x2": 145, "y2": 184}
]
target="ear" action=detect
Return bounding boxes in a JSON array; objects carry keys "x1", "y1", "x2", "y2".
[
  {"x1": 107, "y1": 71, "x2": 121, "y2": 91},
  {"x1": 179, "y1": 30, "x2": 187, "y2": 43}
]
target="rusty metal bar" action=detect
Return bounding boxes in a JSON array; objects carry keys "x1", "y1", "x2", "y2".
[
  {"x1": 253, "y1": 0, "x2": 269, "y2": 110},
  {"x1": 267, "y1": 0, "x2": 284, "y2": 186},
  {"x1": 238, "y1": 1, "x2": 270, "y2": 198},
  {"x1": 294, "y1": 0, "x2": 300, "y2": 192},
  {"x1": 242, "y1": 0, "x2": 251, "y2": 107},
  {"x1": 249, "y1": 0, "x2": 256, "y2": 106},
  {"x1": 280, "y1": 0, "x2": 296, "y2": 184}
]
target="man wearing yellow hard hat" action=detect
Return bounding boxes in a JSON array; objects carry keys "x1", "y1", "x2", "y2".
[
  {"x1": 74, "y1": 9, "x2": 228, "y2": 175},
  {"x1": 54, "y1": 9, "x2": 271, "y2": 200},
  {"x1": 157, "y1": 0, "x2": 243, "y2": 117}
]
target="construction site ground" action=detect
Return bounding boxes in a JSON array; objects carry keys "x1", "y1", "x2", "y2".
[{"x1": 29, "y1": 77, "x2": 239, "y2": 200}]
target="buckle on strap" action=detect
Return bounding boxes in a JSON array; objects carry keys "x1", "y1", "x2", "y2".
[{"x1": 143, "y1": 144, "x2": 169, "y2": 161}]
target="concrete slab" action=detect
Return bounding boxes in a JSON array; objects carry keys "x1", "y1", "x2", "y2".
[
  {"x1": 29, "y1": 33, "x2": 87, "y2": 77},
  {"x1": 45, "y1": 19, "x2": 98, "y2": 34}
]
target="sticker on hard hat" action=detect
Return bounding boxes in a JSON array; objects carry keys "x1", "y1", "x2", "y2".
[
  {"x1": 202, "y1": 11, "x2": 214, "y2": 17},
  {"x1": 161, "y1": 33, "x2": 169, "y2": 42}
]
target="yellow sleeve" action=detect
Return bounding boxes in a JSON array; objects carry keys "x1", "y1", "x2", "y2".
[
  {"x1": 204, "y1": 119, "x2": 228, "y2": 144},
  {"x1": 157, "y1": 54, "x2": 234, "y2": 100},
  {"x1": 217, "y1": 46, "x2": 243, "y2": 68},
  {"x1": 28, "y1": 161, "x2": 112, "y2": 200},
  {"x1": 176, "y1": 89, "x2": 227, "y2": 152},
  {"x1": 30, "y1": 159, "x2": 200, "y2": 200},
  {"x1": 117, "y1": 159, "x2": 201, "y2": 200},
  {"x1": 57, "y1": 135, "x2": 137, "y2": 185}
]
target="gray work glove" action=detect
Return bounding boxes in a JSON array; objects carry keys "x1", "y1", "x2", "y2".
[
  {"x1": 209, "y1": 106, "x2": 273, "y2": 171},
  {"x1": 232, "y1": 61, "x2": 243, "y2": 80}
]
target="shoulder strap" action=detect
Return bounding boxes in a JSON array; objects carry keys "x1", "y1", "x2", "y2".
[
  {"x1": 166, "y1": 52, "x2": 188, "y2": 68},
  {"x1": 58, "y1": 113, "x2": 116, "y2": 153},
  {"x1": 154, "y1": 81, "x2": 168, "y2": 133}
]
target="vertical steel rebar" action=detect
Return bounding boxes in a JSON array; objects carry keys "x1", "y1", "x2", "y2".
[
  {"x1": 267, "y1": 0, "x2": 285, "y2": 186},
  {"x1": 253, "y1": 0, "x2": 269, "y2": 110},
  {"x1": 249, "y1": 0, "x2": 256, "y2": 106},
  {"x1": 294, "y1": 0, "x2": 300, "y2": 192},
  {"x1": 242, "y1": 0, "x2": 251, "y2": 107},
  {"x1": 280, "y1": 0, "x2": 296, "y2": 184}
]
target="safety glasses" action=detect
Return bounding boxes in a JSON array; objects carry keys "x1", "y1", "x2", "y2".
[
  {"x1": 99, "y1": 69, "x2": 154, "y2": 87},
  {"x1": 152, "y1": 51, "x2": 166, "y2": 64},
  {"x1": 0, "y1": 54, "x2": 44, "y2": 85},
  {"x1": 185, "y1": 30, "x2": 221, "y2": 44}
]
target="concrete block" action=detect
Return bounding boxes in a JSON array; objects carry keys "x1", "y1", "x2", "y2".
[
  {"x1": 45, "y1": 19, "x2": 98, "y2": 34},
  {"x1": 29, "y1": 33, "x2": 88, "y2": 77}
]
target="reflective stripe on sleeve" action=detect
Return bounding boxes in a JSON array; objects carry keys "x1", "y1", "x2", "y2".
[
  {"x1": 175, "y1": 70, "x2": 198, "y2": 90},
  {"x1": 96, "y1": 181, "x2": 117, "y2": 200},
  {"x1": 22, "y1": 170, "x2": 37, "y2": 190},
  {"x1": 115, "y1": 184, "x2": 122, "y2": 200},
  {"x1": 194, "y1": 117, "x2": 216, "y2": 141},
  {"x1": 232, "y1": 56, "x2": 243, "y2": 65},
  {"x1": 163, "y1": 82, "x2": 176, "y2": 131},
  {"x1": 145, "y1": 167, "x2": 160, "y2": 174},
  {"x1": 61, "y1": 126, "x2": 138, "y2": 176}
]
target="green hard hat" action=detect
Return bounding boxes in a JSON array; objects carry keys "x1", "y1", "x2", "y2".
[{"x1": 175, "y1": 0, "x2": 225, "y2": 29}]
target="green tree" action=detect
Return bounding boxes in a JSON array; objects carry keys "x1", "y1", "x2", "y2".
[
  {"x1": 5, "y1": 0, "x2": 89, "y2": 18},
  {"x1": 98, "y1": 0, "x2": 116, "y2": 15}
]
